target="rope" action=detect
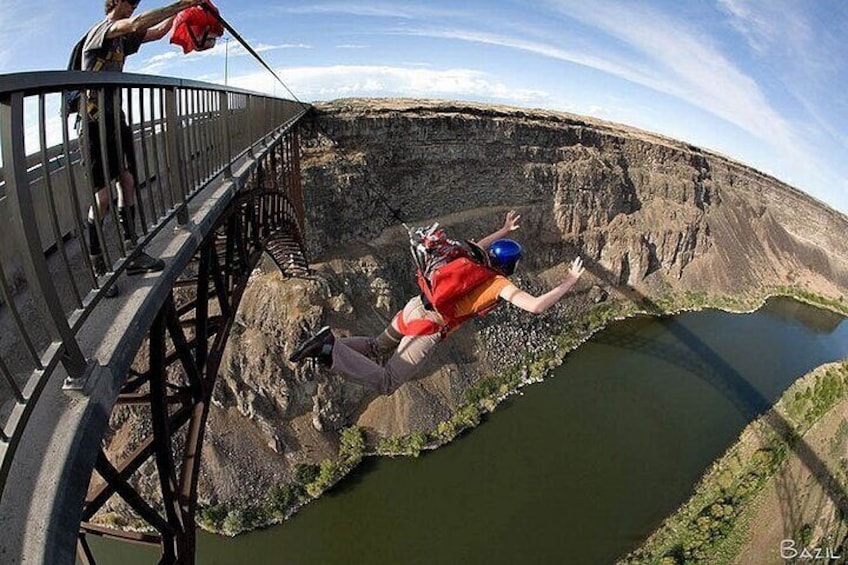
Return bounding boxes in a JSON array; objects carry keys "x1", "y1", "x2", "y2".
[
  {"x1": 201, "y1": 5, "x2": 307, "y2": 111},
  {"x1": 202, "y1": 4, "x2": 408, "y2": 227}
]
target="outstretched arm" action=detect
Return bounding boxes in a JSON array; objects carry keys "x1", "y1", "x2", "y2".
[
  {"x1": 499, "y1": 257, "x2": 585, "y2": 314},
  {"x1": 106, "y1": 0, "x2": 201, "y2": 40},
  {"x1": 142, "y1": 15, "x2": 178, "y2": 43},
  {"x1": 475, "y1": 210, "x2": 521, "y2": 250}
]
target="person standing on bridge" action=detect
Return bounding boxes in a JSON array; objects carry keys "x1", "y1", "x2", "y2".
[
  {"x1": 289, "y1": 211, "x2": 586, "y2": 395},
  {"x1": 80, "y1": 0, "x2": 205, "y2": 295}
]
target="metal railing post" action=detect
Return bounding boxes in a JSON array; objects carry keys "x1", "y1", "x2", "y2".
[
  {"x1": 163, "y1": 87, "x2": 189, "y2": 225},
  {"x1": 219, "y1": 91, "x2": 232, "y2": 179},
  {"x1": 0, "y1": 92, "x2": 87, "y2": 379}
]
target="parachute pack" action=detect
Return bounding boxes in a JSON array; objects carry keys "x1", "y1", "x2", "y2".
[
  {"x1": 402, "y1": 224, "x2": 500, "y2": 335},
  {"x1": 61, "y1": 35, "x2": 86, "y2": 118},
  {"x1": 170, "y1": 1, "x2": 225, "y2": 54}
]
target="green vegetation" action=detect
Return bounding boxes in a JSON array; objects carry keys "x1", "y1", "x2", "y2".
[
  {"x1": 198, "y1": 478, "x2": 307, "y2": 536},
  {"x1": 773, "y1": 286, "x2": 848, "y2": 316},
  {"x1": 305, "y1": 426, "x2": 367, "y2": 497},
  {"x1": 619, "y1": 362, "x2": 848, "y2": 565},
  {"x1": 293, "y1": 462, "x2": 319, "y2": 486},
  {"x1": 785, "y1": 365, "x2": 848, "y2": 427},
  {"x1": 652, "y1": 289, "x2": 758, "y2": 314},
  {"x1": 197, "y1": 427, "x2": 368, "y2": 535},
  {"x1": 339, "y1": 426, "x2": 367, "y2": 464},
  {"x1": 306, "y1": 459, "x2": 342, "y2": 498},
  {"x1": 377, "y1": 431, "x2": 429, "y2": 457}
]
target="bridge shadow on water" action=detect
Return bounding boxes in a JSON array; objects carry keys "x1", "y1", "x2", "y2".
[{"x1": 581, "y1": 257, "x2": 848, "y2": 557}]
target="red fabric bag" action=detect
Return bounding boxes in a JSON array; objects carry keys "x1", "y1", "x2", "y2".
[{"x1": 170, "y1": 2, "x2": 225, "y2": 54}]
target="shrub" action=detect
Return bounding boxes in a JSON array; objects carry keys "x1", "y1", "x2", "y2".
[
  {"x1": 293, "y1": 463, "x2": 319, "y2": 486},
  {"x1": 455, "y1": 404, "x2": 481, "y2": 428},
  {"x1": 221, "y1": 505, "x2": 265, "y2": 535},
  {"x1": 339, "y1": 426, "x2": 366, "y2": 463},
  {"x1": 436, "y1": 419, "x2": 458, "y2": 441},
  {"x1": 267, "y1": 483, "x2": 298, "y2": 519},
  {"x1": 376, "y1": 431, "x2": 430, "y2": 457},
  {"x1": 306, "y1": 459, "x2": 339, "y2": 498},
  {"x1": 197, "y1": 504, "x2": 229, "y2": 531}
]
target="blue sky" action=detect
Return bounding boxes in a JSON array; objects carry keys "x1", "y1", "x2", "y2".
[{"x1": 1, "y1": 0, "x2": 846, "y2": 213}]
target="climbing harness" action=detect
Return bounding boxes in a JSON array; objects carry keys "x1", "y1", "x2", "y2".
[{"x1": 397, "y1": 224, "x2": 502, "y2": 336}]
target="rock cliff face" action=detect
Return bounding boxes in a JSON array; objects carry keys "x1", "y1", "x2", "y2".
[{"x1": 181, "y1": 99, "x2": 848, "y2": 515}]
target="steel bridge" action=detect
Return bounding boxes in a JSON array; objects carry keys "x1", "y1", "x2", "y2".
[{"x1": 0, "y1": 71, "x2": 311, "y2": 563}]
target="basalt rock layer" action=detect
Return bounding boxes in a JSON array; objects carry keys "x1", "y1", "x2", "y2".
[{"x1": 106, "y1": 99, "x2": 848, "y2": 525}]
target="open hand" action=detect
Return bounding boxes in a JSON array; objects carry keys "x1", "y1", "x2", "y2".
[
  {"x1": 567, "y1": 256, "x2": 584, "y2": 281},
  {"x1": 502, "y1": 210, "x2": 521, "y2": 232}
]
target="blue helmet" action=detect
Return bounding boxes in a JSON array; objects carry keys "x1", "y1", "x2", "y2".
[{"x1": 488, "y1": 239, "x2": 523, "y2": 275}]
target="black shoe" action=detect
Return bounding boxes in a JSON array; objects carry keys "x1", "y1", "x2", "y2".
[
  {"x1": 289, "y1": 326, "x2": 334, "y2": 365},
  {"x1": 101, "y1": 282, "x2": 119, "y2": 298},
  {"x1": 90, "y1": 253, "x2": 119, "y2": 298},
  {"x1": 126, "y1": 251, "x2": 166, "y2": 275}
]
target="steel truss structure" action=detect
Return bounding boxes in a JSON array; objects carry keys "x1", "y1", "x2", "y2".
[{"x1": 77, "y1": 131, "x2": 309, "y2": 564}]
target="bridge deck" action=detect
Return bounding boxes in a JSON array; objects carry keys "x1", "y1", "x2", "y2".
[{"x1": 0, "y1": 127, "x2": 304, "y2": 563}]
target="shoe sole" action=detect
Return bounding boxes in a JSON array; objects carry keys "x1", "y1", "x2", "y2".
[
  {"x1": 289, "y1": 326, "x2": 330, "y2": 363},
  {"x1": 126, "y1": 261, "x2": 166, "y2": 276}
]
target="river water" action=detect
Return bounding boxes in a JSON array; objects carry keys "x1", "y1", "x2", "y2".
[{"x1": 88, "y1": 297, "x2": 848, "y2": 564}]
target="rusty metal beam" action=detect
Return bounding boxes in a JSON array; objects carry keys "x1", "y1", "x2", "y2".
[
  {"x1": 149, "y1": 300, "x2": 188, "y2": 562},
  {"x1": 93, "y1": 451, "x2": 173, "y2": 536},
  {"x1": 77, "y1": 125, "x2": 310, "y2": 564}
]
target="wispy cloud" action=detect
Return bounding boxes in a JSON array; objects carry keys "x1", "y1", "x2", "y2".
[
  {"x1": 718, "y1": 0, "x2": 812, "y2": 55},
  {"x1": 718, "y1": 0, "x2": 847, "y2": 140},
  {"x1": 716, "y1": 0, "x2": 848, "y2": 200},
  {"x1": 229, "y1": 64, "x2": 550, "y2": 105},
  {"x1": 717, "y1": 0, "x2": 782, "y2": 53},
  {"x1": 272, "y1": 2, "x2": 463, "y2": 20},
  {"x1": 130, "y1": 42, "x2": 312, "y2": 75},
  {"x1": 544, "y1": 1, "x2": 797, "y2": 151}
]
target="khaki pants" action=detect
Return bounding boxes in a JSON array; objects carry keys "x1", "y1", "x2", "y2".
[{"x1": 331, "y1": 296, "x2": 443, "y2": 395}]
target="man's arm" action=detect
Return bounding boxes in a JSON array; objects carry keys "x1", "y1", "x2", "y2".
[
  {"x1": 106, "y1": 0, "x2": 200, "y2": 39},
  {"x1": 499, "y1": 257, "x2": 584, "y2": 314},
  {"x1": 142, "y1": 15, "x2": 177, "y2": 43},
  {"x1": 475, "y1": 210, "x2": 520, "y2": 250}
]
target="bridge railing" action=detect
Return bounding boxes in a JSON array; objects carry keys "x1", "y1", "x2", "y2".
[{"x1": 0, "y1": 70, "x2": 308, "y2": 489}]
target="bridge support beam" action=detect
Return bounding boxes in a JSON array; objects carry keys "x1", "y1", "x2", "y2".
[{"x1": 73, "y1": 125, "x2": 310, "y2": 564}]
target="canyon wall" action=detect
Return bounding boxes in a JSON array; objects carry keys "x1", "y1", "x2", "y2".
[{"x1": 108, "y1": 99, "x2": 848, "y2": 521}]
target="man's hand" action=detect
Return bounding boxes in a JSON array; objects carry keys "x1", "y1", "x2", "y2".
[
  {"x1": 502, "y1": 210, "x2": 521, "y2": 233},
  {"x1": 567, "y1": 256, "x2": 584, "y2": 282},
  {"x1": 476, "y1": 210, "x2": 522, "y2": 250}
]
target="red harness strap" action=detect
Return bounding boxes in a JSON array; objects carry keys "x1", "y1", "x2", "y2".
[
  {"x1": 394, "y1": 310, "x2": 445, "y2": 337},
  {"x1": 394, "y1": 298, "x2": 501, "y2": 338}
]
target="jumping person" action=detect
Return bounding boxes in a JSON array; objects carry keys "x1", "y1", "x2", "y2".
[
  {"x1": 80, "y1": 0, "x2": 204, "y2": 294},
  {"x1": 289, "y1": 211, "x2": 586, "y2": 395}
]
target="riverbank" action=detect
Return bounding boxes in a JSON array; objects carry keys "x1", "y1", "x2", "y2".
[
  {"x1": 196, "y1": 287, "x2": 847, "y2": 537},
  {"x1": 619, "y1": 360, "x2": 848, "y2": 564}
]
